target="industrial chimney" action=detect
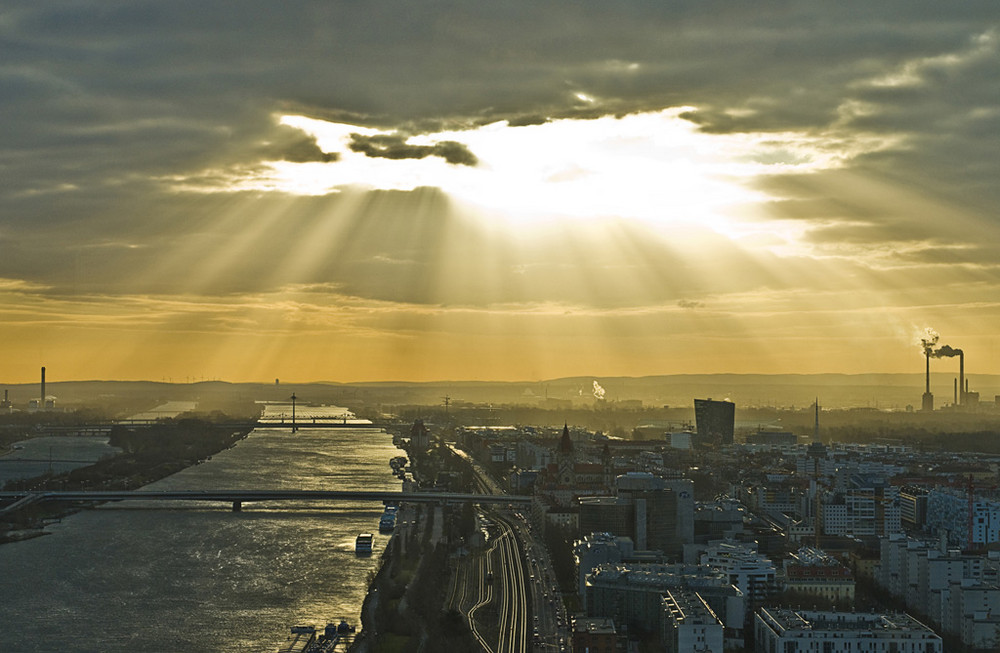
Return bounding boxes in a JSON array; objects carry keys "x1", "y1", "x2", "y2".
[
  {"x1": 922, "y1": 351, "x2": 934, "y2": 411},
  {"x1": 960, "y1": 352, "x2": 965, "y2": 407},
  {"x1": 40, "y1": 366, "x2": 45, "y2": 410}
]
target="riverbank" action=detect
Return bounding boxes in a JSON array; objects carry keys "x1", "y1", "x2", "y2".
[
  {"x1": 349, "y1": 509, "x2": 478, "y2": 653},
  {"x1": 348, "y1": 435, "x2": 482, "y2": 653}
]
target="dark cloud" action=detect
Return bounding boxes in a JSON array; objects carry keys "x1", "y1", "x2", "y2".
[
  {"x1": 258, "y1": 126, "x2": 337, "y2": 163},
  {"x1": 505, "y1": 114, "x2": 551, "y2": 127},
  {"x1": 431, "y1": 141, "x2": 479, "y2": 166},
  {"x1": 347, "y1": 134, "x2": 478, "y2": 166}
]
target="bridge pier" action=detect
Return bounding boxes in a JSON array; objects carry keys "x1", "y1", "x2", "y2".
[{"x1": 232, "y1": 500, "x2": 242, "y2": 512}]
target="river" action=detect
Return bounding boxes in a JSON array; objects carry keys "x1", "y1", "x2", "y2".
[{"x1": 0, "y1": 422, "x2": 403, "y2": 652}]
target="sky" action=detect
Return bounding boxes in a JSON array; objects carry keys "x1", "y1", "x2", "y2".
[{"x1": 3, "y1": 1, "x2": 1000, "y2": 384}]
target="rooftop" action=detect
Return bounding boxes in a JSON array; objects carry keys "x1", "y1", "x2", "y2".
[{"x1": 760, "y1": 608, "x2": 938, "y2": 635}]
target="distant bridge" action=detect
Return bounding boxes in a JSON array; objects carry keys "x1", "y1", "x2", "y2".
[
  {"x1": 0, "y1": 489, "x2": 530, "y2": 516},
  {"x1": 254, "y1": 420, "x2": 395, "y2": 430},
  {"x1": 35, "y1": 419, "x2": 398, "y2": 435}
]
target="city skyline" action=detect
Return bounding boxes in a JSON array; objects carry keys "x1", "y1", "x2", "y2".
[{"x1": 3, "y1": 3, "x2": 1000, "y2": 383}]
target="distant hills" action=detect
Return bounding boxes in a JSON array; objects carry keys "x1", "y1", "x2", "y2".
[{"x1": 2, "y1": 373, "x2": 998, "y2": 411}]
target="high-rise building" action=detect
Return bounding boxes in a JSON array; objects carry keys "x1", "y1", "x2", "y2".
[{"x1": 694, "y1": 399, "x2": 735, "y2": 446}]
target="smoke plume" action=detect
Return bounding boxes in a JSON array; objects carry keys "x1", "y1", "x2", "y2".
[
  {"x1": 920, "y1": 328, "x2": 939, "y2": 356},
  {"x1": 934, "y1": 344, "x2": 963, "y2": 358},
  {"x1": 592, "y1": 380, "x2": 606, "y2": 400}
]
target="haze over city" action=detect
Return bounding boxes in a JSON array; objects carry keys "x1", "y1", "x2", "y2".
[{"x1": 4, "y1": 3, "x2": 1000, "y2": 384}]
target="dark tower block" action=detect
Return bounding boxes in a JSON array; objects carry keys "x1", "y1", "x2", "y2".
[{"x1": 694, "y1": 398, "x2": 735, "y2": 447}]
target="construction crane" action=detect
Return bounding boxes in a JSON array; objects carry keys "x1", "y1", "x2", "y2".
[
  {"x1": 960, "y1": 474, "x2": 997, "y2": 551},
  {"x1": 941, "y1": 474, "x2": 998, "y2": 551}
]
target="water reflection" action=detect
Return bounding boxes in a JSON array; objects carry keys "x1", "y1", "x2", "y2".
[{"x1": 0, "y1": 422, "x2": 402, "y2": 652}]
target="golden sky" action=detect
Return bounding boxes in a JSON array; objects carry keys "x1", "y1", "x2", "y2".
[{"x1": 3, "y1": 4, "x2": 1000, "y2": 383}]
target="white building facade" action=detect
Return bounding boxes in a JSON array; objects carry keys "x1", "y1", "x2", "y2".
[
  {"x1": 755, "y1": 608, "x2": 942, "y2": 653},
  {"x1": 926, "y1": 488, "x2": 1000, "y2": 549}
]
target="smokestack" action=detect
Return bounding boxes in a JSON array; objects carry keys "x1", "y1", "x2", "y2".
[
  {"x1": 814, "y1": 398, "x2": 820, "y2": 442},
  {"x1": 933, "y1": 345, "x2": 963, "y2": 407},
  {"x1": 40, "y1": 366, "x2": 45, "y2": 409},
  {"x1": 960, "y1": 352, "x2": 965, "y2": 406},
  {"x1": 922, "y1": 351, "x2": 934, "y2": 411},
  {"x1": 920, "y1": 330, "x2": 940, "y2": 412}
]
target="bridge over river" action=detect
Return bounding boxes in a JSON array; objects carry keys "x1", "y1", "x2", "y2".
[
  {"x1": 34, "y1": 418, "x2": 401, "y2": 436},
  {"x1": 0, "y1": 489, "x2": 530, "y2": 516}
]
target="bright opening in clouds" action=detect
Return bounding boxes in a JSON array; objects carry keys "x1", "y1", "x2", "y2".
[
  {"x1": 187, "y1": 107, "x2": 901, "y2": 253},
  {"x1": 273, "y1": 110, "x2": 776, "y2": 228}
]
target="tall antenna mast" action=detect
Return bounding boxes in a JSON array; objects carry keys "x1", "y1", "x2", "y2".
[{"x1": 814, "y1": 398, "x2": 820, "y2": 442}]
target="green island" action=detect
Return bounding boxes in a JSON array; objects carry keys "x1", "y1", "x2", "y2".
[{"x1": 0, "y1": 415, "x2": 254, "y2": 544}]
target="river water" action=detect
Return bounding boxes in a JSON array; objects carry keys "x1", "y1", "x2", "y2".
[{"x1": 0, "y1": 423, "x2": 402, "y2": 652}]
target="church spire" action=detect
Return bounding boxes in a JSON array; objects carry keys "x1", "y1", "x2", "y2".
[
  {"x1": 557, "y1": 423, "x2": 575, "y2": 486},
  {"x1": 559, "y1": 423, "x2": 573, "y2": 454}
]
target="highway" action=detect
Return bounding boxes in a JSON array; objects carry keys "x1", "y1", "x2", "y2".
[{"x1": 519, "y1": 520, "x2": 571, "y2": 651}]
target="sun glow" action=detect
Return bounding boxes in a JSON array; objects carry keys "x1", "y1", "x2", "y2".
[{"x1": 265, "y1": 109, "x2": 876, "y2": 239}]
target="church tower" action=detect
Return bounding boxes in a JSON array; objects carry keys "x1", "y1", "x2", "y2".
[{"x1": 557, "y1": 423, "x2": 575, "y2": 486}]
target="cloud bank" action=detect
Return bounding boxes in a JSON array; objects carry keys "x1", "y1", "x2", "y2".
[{"x1": 2, "y1": 1, "x2": 1000, "y2": 381}]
